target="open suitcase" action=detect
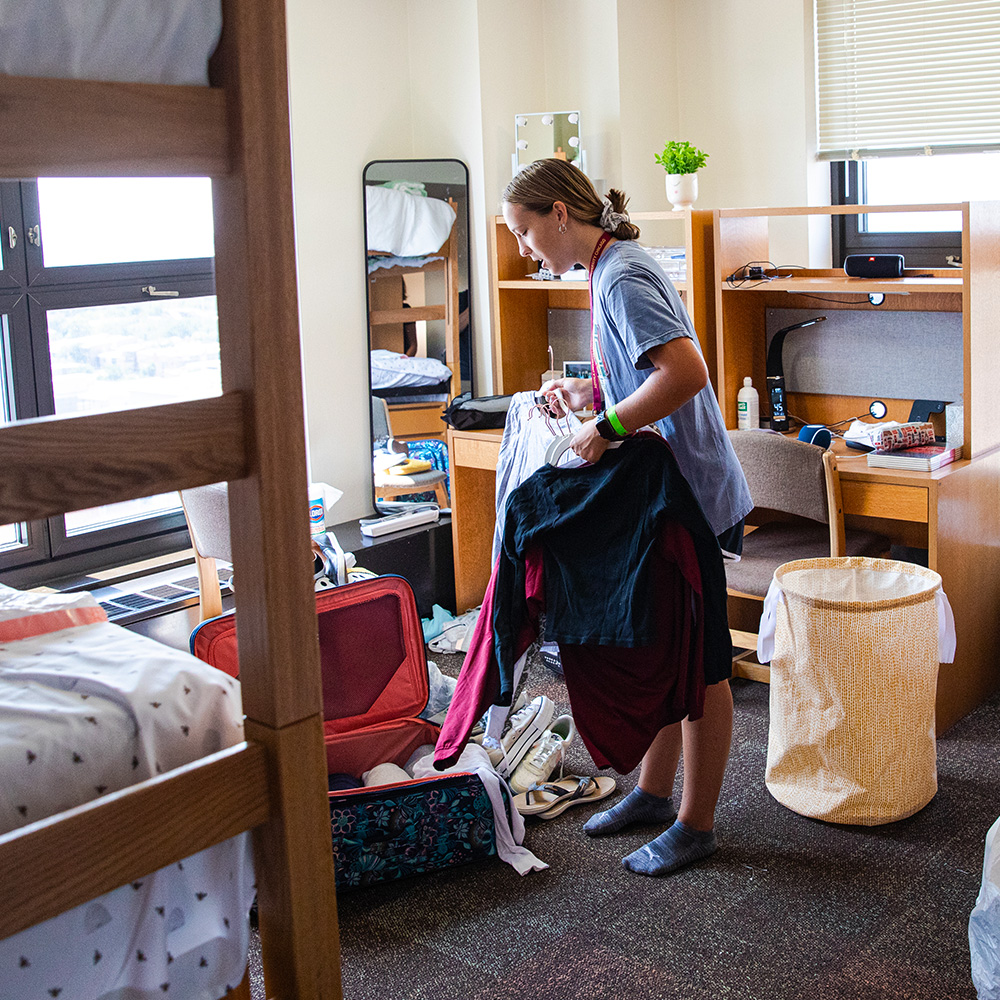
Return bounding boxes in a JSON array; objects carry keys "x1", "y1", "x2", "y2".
[{"x1": 190, "y1": 574, "x2": 499, "y2": 889}]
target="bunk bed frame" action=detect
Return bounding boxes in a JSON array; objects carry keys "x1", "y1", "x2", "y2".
[
  {"x1": 368, "y1": 202, "x2": 461, "y2": 438},
  {"x1": 0, "y1": 3, "x2": 343, "y2": 998}
]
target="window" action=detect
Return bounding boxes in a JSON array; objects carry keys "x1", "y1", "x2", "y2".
[
  {"x1": 831, "y1": 153, "x2": 1000, "y2": 266},
  {"x1": 0, "y1": 178, "x2": 219, "y2": 586}
]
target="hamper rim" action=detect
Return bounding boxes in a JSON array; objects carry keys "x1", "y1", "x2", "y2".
[{"x1": 773, "y1": 556, "x2": 943, "y2": 612}]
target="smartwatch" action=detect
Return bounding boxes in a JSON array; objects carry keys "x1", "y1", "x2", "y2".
[{"x1": 595, "y1": 416, "x2": 620, "y2": 441}]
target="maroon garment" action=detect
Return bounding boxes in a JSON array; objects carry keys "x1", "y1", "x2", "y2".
[
  {"x1": 558, "y1": 520, "x2": 706, "y2": 773},
  {"x1": 434, "y1": 520, "x2": 707, "y2": 775},
  {"x1": 433, "y1": 549, "x2": 544, "y2": 769}
]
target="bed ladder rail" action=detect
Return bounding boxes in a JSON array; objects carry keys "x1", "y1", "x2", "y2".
[
  {"x1": 0, "y1": 394, "x2": 248, "y2": 523},
  {"x1": 0, "y1": 74, "x2": 229, "y2": 179}
]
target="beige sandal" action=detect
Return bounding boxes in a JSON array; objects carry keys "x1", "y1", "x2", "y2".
[{"x1": 513, "y1": 774, "x2": 617, "y2": 819}]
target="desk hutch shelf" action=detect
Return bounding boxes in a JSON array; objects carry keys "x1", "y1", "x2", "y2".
[
  {"x1": 488, "y1": 208, "x2": 717, "y2": 394},
  {"x1": 714, "y1": 202, "x2": 1000, "y2": 732}
]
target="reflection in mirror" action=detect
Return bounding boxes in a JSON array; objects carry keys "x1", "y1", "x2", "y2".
[
  {"x1": 514, "y1": 112, "x2": 581, "y2": 172},
  {"x1": 363, "y1": 159, "x2": 472, "y2": 512}
]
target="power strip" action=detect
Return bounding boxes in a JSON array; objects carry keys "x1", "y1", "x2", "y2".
[{"x1": 359, "y1": 508, "x2": 440, "y2": 537}]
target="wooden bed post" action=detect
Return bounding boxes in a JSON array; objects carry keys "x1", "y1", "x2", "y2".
[{"x1": 213, "y1": 1, "x2": 343, "y2": 996}]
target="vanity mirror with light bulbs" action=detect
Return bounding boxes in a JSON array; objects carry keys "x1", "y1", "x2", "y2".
[{"x1": 513, "y1": 111, "x2": 582, "y2": 173}]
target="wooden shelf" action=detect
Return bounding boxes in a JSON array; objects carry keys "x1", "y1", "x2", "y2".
[
  {"x1": 488, "y1": 208, "x2": 714, "y2": 394},
  {"x1": 498, "y1": 278, "x2": 589, "y2": 290},
  {"x1": 721, "y1": 275, "x2": 962, "y2": 295}
]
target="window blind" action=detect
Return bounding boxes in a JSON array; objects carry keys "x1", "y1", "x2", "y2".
[{"x1": 816, "y1": 0, "x2": 1000, "y2": 159}]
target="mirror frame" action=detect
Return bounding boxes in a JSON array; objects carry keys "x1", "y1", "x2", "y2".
[
  {"x1": 362, "y1": 158, "x2": 473, "y2": 515},
  {"x1": 514, "y1": 111, "x2": 581, "y2": 171}
]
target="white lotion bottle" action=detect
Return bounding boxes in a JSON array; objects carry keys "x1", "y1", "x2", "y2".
[{"x1": 737, "y1": 376, "x2": 759, "y2": 430}]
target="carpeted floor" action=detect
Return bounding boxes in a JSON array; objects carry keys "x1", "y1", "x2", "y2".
[{"x1": 251, "y1": 649, "x2": 998, "y2": 1000}]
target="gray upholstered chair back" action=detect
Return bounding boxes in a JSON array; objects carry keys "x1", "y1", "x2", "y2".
[
  {"x1": 727, "y1": 430, "x2": 829, "y2": 523},
  {"x1": 371, "y1": 395, "x2": 391, "y2": 446},
  {"x1": 179, "y1": 482, "x2": 232, "y2": 563}
]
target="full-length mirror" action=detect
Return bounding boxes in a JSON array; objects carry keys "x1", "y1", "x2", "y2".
[
  {"x1": 363, "y1": 159, "x2": 472, "y2": 510},
  {"x1": 514, "y1": 112, "x2": 581, "y2": 171}
]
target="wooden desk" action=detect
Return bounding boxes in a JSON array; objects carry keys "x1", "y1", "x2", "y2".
[
  {"x1": 447, "y1": 427, "x2": 503, "y2": 612},
  {"x1": 832, "y1": 444, "x2": 1000, "y2": 733},
  {"x1": 448, "y1": 427, "x2": 1000, "y2": 733}
]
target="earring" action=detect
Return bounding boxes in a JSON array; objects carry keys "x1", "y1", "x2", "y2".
[{"x1": 558, "y1": 223, "x2": 567, "y2": 234}]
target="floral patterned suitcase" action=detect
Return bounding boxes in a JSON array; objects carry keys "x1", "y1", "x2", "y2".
[{"x1": 190, "y1": 575, "x2": 498, "y2": 889}]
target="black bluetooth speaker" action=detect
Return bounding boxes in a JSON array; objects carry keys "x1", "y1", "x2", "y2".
[{"x1": 844, "y1": 254, "x2": 905, "y2": 278}]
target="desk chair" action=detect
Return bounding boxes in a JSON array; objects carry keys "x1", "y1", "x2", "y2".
[
  {"x1": 725, "y1": 430, "x2": 890, "y2": 681},
  {"x1": 180, "y1": 483, "x2": 232, "y2": 622},
  {"x1": 182, "y1": 483, "x2": 351, "y2": 623},
  {"x1": 372, "y1": 396, "x2": 449, "y2": 507}
]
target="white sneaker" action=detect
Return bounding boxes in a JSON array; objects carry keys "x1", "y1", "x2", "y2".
[
  {"x1": 508, "y1": 714, "x2": 576, "y2": 793},
  {"x1": 478, "y1": 735, "x2": 504, "y2": 768},
  {"x1": 494, "y1": 695, "x2": 555, "y2": 780}
]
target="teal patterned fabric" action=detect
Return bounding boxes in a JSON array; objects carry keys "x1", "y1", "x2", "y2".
[{"x1": 330, "y1": 773, "x2": 496, "y2": 890}]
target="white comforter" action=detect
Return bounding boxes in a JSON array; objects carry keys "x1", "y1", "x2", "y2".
[
  {"x1": 366, "y1": 186, "x2": 457, "y2": 258},
  {"x1": 0, "y1": 584, "x2": 254, "y2": 1000}
]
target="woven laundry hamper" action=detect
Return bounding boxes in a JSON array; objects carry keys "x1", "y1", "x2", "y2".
[{"x1": 760, "y1": 557, "x2": 955, "y2": 826}]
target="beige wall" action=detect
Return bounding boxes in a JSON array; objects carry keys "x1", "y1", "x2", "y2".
[{"x1": 286, "y1": 0, "x2": 820, "y2": 520}]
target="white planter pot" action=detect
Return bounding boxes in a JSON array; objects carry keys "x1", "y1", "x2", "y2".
[{"x1": 665, "y1": 172, "x2": 698, "y2": 209}]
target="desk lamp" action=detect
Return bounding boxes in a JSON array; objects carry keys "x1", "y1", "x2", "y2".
[{"x1": 765, "y1": 316, "x2": 827, "y2": 431}]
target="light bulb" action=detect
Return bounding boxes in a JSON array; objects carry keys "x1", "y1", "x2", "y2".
[
  {"x1": 516, "y1": 140, "x2": 528, "y2": 150},
  {"x1": 541, "y1": 115, "x2": 553, "y2": 126},
  {"x1": 515, "y1": 116, "x2": 527, "y2": 127},
  {"x1": 568, "y1": 113, "x2": 579, "y2": 124},
  {"x1": 568, "y1": 136, "x2": 579, "y2": 147}
]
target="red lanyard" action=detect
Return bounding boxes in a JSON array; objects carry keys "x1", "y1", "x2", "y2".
[{"x1": 588, "y1": 231, "x2": 614, "y2": 415}]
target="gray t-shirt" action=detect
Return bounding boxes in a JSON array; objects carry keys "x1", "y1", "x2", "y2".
[{"x1": 591, "y1": 240, "x2": 752, "y2": 536}]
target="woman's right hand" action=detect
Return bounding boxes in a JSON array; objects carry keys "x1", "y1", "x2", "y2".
[{"x1": 539, "y1": 376, "x2": 594, "y2": 417}]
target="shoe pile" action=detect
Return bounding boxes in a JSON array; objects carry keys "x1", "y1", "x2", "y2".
[{"x1": 490, "y1": 695, "x2": 556, "y2": 780}]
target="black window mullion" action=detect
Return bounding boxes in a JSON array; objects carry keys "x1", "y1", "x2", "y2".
[{"x1": 0, "y1": 182, "x2": 28, "y2": 289}]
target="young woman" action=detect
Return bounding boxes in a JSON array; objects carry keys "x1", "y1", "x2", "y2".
[{"x1": 501, "y1": 158, "x2": 752, "y2": 876}]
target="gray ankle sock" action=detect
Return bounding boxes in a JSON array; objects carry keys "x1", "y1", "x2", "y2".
[
  {"x1": 621, "y1": 819, "x2": 717, "y2": 876},
  {"x1": 582, "y1": 786, "x2": 677, "y2": 837}
]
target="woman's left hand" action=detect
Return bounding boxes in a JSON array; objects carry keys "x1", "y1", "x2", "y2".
[{"x1": 570, "y1": 419, "x2": 610, "y2": 464}]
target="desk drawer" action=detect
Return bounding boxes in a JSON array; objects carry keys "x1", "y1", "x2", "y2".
[
  {"x1": 452, "y1": 436, "x2": 501, "y2": 471},
  {"x1": 841, "y1": 481, "x2": 928, "y2": 523}
]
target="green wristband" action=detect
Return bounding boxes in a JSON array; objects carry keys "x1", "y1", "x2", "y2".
[{"x1": 606, "y1": 407, "x2": 627, "y2": 437}]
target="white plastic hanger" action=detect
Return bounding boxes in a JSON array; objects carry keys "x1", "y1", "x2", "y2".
[{"x1": 544, "y1": 432, "x2": 622, "y2": 467}]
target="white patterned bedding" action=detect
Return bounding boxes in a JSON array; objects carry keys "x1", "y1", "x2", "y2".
[
  {"x1": 0, "y1": 584, "x2": 255, "y2": 1000},
  {"x1": 370, "y1": 349, "x2": 452, "y2": 392}
]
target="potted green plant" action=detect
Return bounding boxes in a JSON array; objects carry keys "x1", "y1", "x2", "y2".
[{"x1": 654, "y1": 140, "x2": 708, "y2": 209}]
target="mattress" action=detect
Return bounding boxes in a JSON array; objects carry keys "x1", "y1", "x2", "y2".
[
  {"x1": 0, "y1": 584, "x2": 255, "y2": 1000},
  {"x1": 0, "y1": 0, "x2": 222, "y2": 85}
]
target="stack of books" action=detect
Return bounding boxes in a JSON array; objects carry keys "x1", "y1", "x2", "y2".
[{"x1": 866, "y1": 443, "x2": 961, "y2": 471}]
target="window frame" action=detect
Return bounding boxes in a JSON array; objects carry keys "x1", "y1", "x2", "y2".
[
  {"x1": 830, "y1": 161, "x2": 964, "y2": 268},
  {"x1": 0, "y1": 179, "x2": 217, "y2": 584}
]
